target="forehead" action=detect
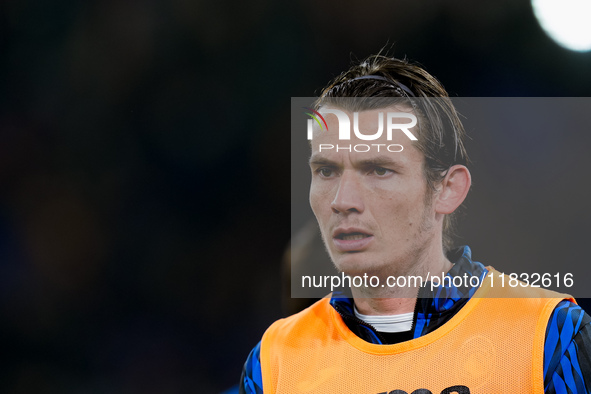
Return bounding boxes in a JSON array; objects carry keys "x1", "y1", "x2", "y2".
[{"x1": 310, "y1": 106, "x2": 424, "y2": 165}]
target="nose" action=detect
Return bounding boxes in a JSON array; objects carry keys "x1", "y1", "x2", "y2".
[{"x1": 331, "y1": 170, "x2": 364, "y2": 214}]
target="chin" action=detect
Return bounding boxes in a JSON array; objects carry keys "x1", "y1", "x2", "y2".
[{"x1": 333, "y1": 254, "x2": 386, "y2": 276}]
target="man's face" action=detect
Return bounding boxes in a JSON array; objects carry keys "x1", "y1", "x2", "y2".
[{"x1": 309, "y1": 107, "x2": 438, "y2": 278}]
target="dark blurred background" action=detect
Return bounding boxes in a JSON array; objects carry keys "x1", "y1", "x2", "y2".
[{"x1": 1, "y1": 1, "x2": 591, "y2": 393}]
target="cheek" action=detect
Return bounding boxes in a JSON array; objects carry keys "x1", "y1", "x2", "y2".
[
  {"x1": 309, "y1": 184, "x2": 329, "y2": 216},
  {"x1": 373, "y1": 195, "x2": 417, "y2": 228}
]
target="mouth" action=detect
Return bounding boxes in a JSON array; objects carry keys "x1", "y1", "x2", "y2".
[
  {"x1": 336, "y1": 232, "x2": 372, "y2": 241},
  {"x1": 332, "y1": 229, "x2": 374, "y2": 252}
]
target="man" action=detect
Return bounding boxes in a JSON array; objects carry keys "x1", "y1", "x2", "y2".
[{"x1": 240, "y1": 55, "x2": 591, "y2": 393}]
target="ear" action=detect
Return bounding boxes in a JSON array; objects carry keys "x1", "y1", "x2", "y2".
[{"x1": 434, "y1": 165, "x2": 471, "y2": 215}]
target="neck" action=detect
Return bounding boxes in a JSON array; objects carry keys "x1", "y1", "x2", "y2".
[
  {"x1": 354, "y1": 296, "x2": 418, "y2": 316},
  {"x1": 352, "y1": 248, "x2": 453, "y2": 316}
]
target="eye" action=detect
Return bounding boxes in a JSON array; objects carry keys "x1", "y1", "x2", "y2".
[
  {"x1": 372, "y1": 167, "x2": 391, "y2": 176},
  {"x1": 318, "y1": 167, "x2": 334, "y2": 178}
]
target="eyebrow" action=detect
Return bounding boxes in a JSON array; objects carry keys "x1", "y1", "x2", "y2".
[
  {"x1": 309, "y1": 153, "x2": 336, "y2": 167},
  {"x1": 308, "y1": 154, "x2": 404, "y2": 170}
]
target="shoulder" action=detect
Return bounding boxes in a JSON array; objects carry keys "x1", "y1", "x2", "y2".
[
  {"x1": 241, "y1": 298, "x2": 333, "y2": 394},
  {"x1": 546, "y1": 299, "x2": 589, "y2": 336},
  {"x1": 544, "y1": 300, "x2": 591, "y2": 392},
  {"x1": 240, "y1": 299, "x2": 330, "y2": 394},
  {"x1": 263, "y1": 298, "x2": 332, "y2": 343},
  {"x1": 240, "y1": 342, "x2": 263, "y2": 394}
]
